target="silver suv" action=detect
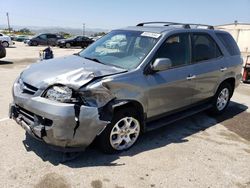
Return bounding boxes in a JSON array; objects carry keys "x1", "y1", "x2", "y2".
[{"x1": 9, "y1": 22, "x2": 242, "y2": 153}]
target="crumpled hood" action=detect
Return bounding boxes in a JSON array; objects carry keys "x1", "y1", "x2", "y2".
[{"x1": 21, "y1": 55, "x2": 126, "y2": 90}]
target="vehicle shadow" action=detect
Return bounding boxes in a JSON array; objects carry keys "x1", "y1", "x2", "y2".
[
  {"x1": 0, "y1": 60, "x2": 13, "y2": 65},
  {"x1": 22, "y1": 101, "x2": 248, "y2": 167}
]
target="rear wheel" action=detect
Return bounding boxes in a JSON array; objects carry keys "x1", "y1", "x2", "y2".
[
  {"x1": 65, "y1": 43, "x2": 71, "y2": 48},
  {"x1": 98, "y1": 108, "x2": 141, "y2": 154},
  {"x1": 210, "y1": 82, "x2": 232, "y2": 114},
  {"x1": 2, "y1": 41, "x2": 9, "y2": 47}
]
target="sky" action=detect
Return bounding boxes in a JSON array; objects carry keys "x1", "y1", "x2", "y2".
[{"x1": 1, "y1": 0, "x2": 250, "y2": 30}]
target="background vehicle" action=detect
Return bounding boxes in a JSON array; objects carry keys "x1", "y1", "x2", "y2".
[
  {"x1": 0, "y1": 33, "x2": 15, "y2": 47},
  {"x1": 57, "y1": 36, "x2": 94, "y2": 48},
  {"x1": 27, "y1": 33, "x2": 64, "y2": 46},
  {"x1": 14, "y1": 35, "x2": 30, "y2": 42},
  {"x1": 0, "y1": 42, "x2": 6, "y2": 59},
  {"x1": 10, "y1": 22, "x2": 242, "y2": 154}
]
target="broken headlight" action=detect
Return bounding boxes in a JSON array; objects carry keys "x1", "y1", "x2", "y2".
[{"x1": 44, "y1": 85, "x2": 73, "y2": 103}]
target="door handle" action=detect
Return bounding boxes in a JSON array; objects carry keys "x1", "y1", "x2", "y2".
[
  {"x1": 220, "y1": 67, "x2": 228, "y2": 72},
  {"x1": 186, "y1": 75, "x2": 196, "y2": 80}
]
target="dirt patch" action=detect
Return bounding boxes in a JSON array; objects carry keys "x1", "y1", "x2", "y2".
[
  {"x1": 91, "y1": 180, "x2": 103, "y2": 188},
  {"x1": 35, "y1": 172, "x2": 71, "y2": 188},
  {"x1": 215, "y1": 103, "x2": 250, "y2": 142},
  {"x1": 244, "y1": 149, "x2": 250, "y2": 154},
  {"x1": 219, "y1": 131, "x2": 249, "y2": 144},
  {"x1": 192, "y1": 135, "x2": 238, "y2": 146}
]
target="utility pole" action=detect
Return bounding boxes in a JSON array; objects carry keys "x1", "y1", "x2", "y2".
[
  {"x1": 82, "y1": 23, "x2": 85, "y2": 36},
  {"x1": 6, "y1": 12, "x2": 11, "y2": 33}
]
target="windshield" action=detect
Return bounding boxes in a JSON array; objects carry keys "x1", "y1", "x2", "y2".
[{"x1": 79, "y1": 30, "x2": 161, "y2": 69}]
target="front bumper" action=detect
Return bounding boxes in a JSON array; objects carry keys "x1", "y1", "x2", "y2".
[
  {"x1": 57, "y1": 42, "x2": 65, "y2": 47},
  {"x1": 10, "y1": 81, "x2": 109, "y2": 151}
]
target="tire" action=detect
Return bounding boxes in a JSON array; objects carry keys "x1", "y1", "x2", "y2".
[
  {"x1": 210, "y1": 82, "x2": 232, "y2": 115},
  {"x1": 65, "y1": 43, "x2": 71, "y2": 48},
  {"x1": 2, "y1": 41, "x2": 9, "y2": 48},
  {"x1": 0, "y1": 44, "x2": 6, "y2": 58},
  {"x1": 32, "y1": 41, "x2": 38, "y2": 46},
  {"x1": 98, "y1": 108, "x2": 141, "y2": 154}
]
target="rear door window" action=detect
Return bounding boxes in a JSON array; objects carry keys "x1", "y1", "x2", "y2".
[
  {"x1": 154, "y1": 33, "x2": 190, "y2": 68},
  {"x1": 191, "y1": 33, "x2": 222, "y2": 63},
  {"x1": 47, "y1": 34, "x2": 56, "y2": 39},
  {"x1": 216, "y1": 33, "x2": 240, "y2": 56}
]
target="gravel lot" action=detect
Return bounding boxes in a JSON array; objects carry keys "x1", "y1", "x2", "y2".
[{"x1": 0, "y1": 42, "x2": 250, "y2": 188}]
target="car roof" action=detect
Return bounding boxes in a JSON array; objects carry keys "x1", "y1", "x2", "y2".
[
  {"x1": 118, "y1": 22, "x2": 223, "y2": 35},
  {"x1": 120, "y1": 26, "x2": 176, "y2": 33}
]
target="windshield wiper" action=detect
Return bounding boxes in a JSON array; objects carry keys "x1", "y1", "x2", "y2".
[{"x1": 84, "y1": 56, "x2": 103, "y2": 64}]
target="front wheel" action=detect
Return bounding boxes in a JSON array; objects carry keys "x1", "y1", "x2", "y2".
[
  {"x1": 32, "y1": 41, "x2": 38, "y2": 46},
  {"x1": 98, "y1": 108, "x2": 141, "y2": 154},
  {"x1": 210, "y1": 82, "x2": 232, "y2": 114}
]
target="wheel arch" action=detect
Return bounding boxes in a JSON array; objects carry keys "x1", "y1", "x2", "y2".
[
  {"x1": 216, "y1": 77, "x2": 235, "y2": 98},
  {"x1": 99, "y1": 99, "x2": 146, "y2": 133}
]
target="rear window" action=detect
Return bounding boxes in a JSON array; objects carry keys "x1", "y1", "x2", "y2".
[
  {"x1": 192, "y1": 33, "x2": 222, "y2": 63},
  {"x1": 216, "y1": 33, "x2": 240, "y2": 56}
]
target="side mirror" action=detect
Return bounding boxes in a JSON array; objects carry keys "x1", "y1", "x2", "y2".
[{"x1": 151, "y1": 58, "x2": 172, "y2": 72}]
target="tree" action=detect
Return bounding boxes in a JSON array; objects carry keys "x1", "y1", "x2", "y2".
[
  {"x1": 19, "y1": 28, "x2": 31, "y2": 34},
  {"x1": 92, "y1": 32, "x2": 106, "y2": 37},
  {"x1": 58, "y1": 32, "x2": 71, "y2": 38}
]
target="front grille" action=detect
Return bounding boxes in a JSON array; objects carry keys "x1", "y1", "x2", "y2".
[
  {"x1": 22, "y1": 82, "x2": 38, "y2": 95},
  {"x1": 17, "y1": 106, "x2": 53, "y2": 127}
]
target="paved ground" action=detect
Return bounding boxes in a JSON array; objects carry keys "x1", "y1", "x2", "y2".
[{"x1": 0, "y1": 43, "x2": 249, "y2": 188}]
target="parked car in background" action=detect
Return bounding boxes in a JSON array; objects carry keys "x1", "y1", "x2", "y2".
[
  {"x1": 9, "y1": 35, "x2": 15, "y2": 41},
  {"x1": 10, "y1": 22, "x2": 242, "y2": 154},
  {"x1": 57, "y1": 36, "x2": 94, "y2": 48},
  {"x1": 27, "y1": 33, "x2": 64, "y2": 46},
  {"x1": 14, "y1": 35, "x2": 30, "y2": 42},
  {"x1": 0, "y1": 42, "x2": 6, "y2": 59},
  {"x1": 0, "y1": 33, "x2": 15, "y2": 47},
  {"x1": 90, "y1": 36, "x2": 103, "y2": 41}
]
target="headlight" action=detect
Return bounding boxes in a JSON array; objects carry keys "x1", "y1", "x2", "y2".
[{"x1": 44, "y1": 86, "x2": 73, "y2": 102}]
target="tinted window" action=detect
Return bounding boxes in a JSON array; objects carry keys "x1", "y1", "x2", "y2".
[
  {"x1": 47, "y1": 34, "x2": 56, "y2": 39},
  {"x1": 76, "y1": 36, "x2": 82, "y2": 41},
  {"x1": 39, "y1": 34, "x2": 47, "y2": 40},
  {"x1": 216, "y1": 33, "x2": 240, "y2": 56},
  {"x1": 192, "y1": 34, "x2": 222, "y2": 63},
  {"x1": 155, "y1": 33, "x2": 190, "y2": 67}
]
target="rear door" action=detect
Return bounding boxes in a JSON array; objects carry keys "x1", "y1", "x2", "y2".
[
  {"x1": 47, "y1": 34, "x2": 57, "y2": 46},
  {"x1": 190, "y1": 32, "x2": 225, "y2": 103},
  {"x1": 75, "y1": 36, "x2": 83, "y2": 47},
  {"x1": 146, "y1": 33, "x2": 196, "y2": 118}
]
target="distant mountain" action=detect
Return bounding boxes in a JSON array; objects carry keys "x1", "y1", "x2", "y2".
[{"x1": 0, "y1": 25, "x2": 110, "y2": 36}]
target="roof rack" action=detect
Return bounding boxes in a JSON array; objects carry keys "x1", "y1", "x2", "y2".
[{"x1": 136, "y1": 22, "x2": 214, "y2": 30}]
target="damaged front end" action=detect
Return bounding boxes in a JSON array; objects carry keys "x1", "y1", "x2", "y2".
[{"x1": 10, "y1": 71, "x2": 117, "y2": 152}]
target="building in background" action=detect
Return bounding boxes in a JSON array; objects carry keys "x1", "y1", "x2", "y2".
[{"x1": 216, "y1": 21, "x2": 250, "y2": 56}]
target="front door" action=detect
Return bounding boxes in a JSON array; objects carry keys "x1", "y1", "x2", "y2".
[{"x1": 146, "y1": 33, "x2": 196, "y2": 118}]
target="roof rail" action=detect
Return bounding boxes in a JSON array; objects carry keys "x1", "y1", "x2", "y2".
[{"x1": 136, "y1": 22, "x2": 214, "y2": 30}]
